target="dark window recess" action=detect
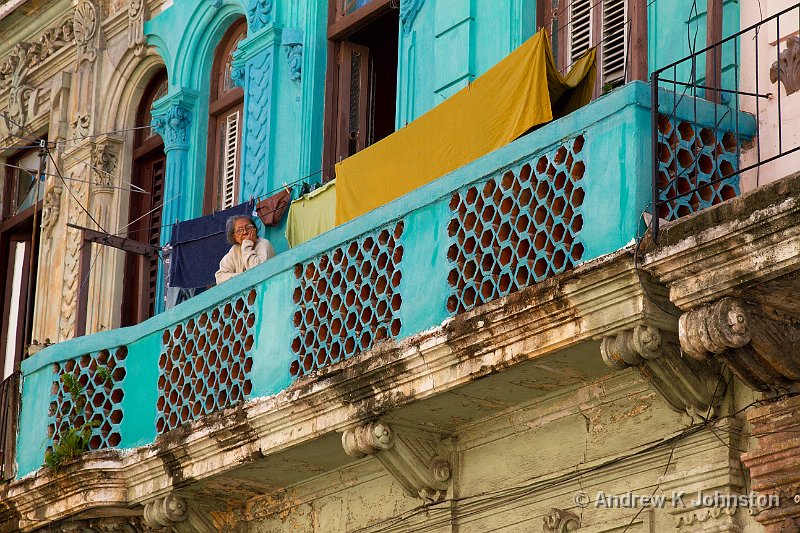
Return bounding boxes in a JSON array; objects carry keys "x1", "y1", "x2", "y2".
[
  {"x1": 122, "y1": 69, "x2": 167, "y2": 327},
  {"x1": 324, "y1": 3, "x2": 399, "y2": 178}
]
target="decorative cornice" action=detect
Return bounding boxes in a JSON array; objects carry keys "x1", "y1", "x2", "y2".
[
  {"x1": 601, "y1": 325, "x2": 724, "y2": 420},
  {"x1": 543, "y1": 508, "x2": 580, "y2": 532},
  {"x1": 342, "y1": 421, "x2": 451, "y2": 503},
  {"x1": 679, "y1": 297, "x2": 800, "y2": 395},
  {"x1": 770, "y1": 36, "x2": 800, "y2": 96}
]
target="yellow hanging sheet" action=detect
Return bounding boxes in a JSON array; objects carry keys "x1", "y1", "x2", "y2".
[
  {"x1": 335, "y1": 29, "x2": 596, "y2": 224},
  {"x1": 286, "y1": 180, "x2": 336, "y2": 248}
]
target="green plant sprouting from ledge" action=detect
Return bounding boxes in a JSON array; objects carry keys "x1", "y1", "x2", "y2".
[{"x1": 44, "y1": 366, "x2": 113, "y2": 470}]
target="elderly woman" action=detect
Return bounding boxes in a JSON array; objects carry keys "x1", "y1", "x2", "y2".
[{"x1": 215, "y1": 215, "x2": 276, "y2": 284}]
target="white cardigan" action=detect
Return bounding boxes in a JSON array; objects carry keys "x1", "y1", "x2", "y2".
[{"x1": 215, "y1": 238, "x2": 276, "y2": 284}]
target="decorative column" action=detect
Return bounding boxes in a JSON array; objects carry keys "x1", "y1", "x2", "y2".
[
  {"x1": 341, "y1": 421, "x2": 452, "y2": 503},
  {"x1": 151, "y1": 90, "x2": 197, "y2": 312},
  {"x1": 231, "y1": 20, "x2": 281, "y2": 201}
]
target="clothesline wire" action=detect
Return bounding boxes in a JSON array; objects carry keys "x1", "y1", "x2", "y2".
[
  {"x1": 46, "y1": 149, "x2": 109, "y2": 234},
  {"x1": 58, "y1": 148, "x2": 148, "y2": 193},
  {"x1": 1, "y1": 162, "x2": 146, "y2": 194},
  {"x1": 113, "y1": 192, "x2": 182, "y2": 237}
]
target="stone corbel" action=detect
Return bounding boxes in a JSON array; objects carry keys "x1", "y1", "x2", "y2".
[
  {"x1": 143, "y1": 494, "x2": 214, "y2": 533},
  {"x1": 342, "y1": 421, "x2": 452, "y2": 503},
  {"x1": 679, "y1": 297, "x2": 800, "y2": 395},
  {"x1": 543, "y1": 508, "x2": 580, "y2": 532},
  {"x1": 282, "y1": 28, "x2": 303, "y2": 85},
  {"x1": 770, "y1": 36, "x2": 800, "y2": 96},
  {"x1": 89, "y1": 135, "x2": 123, "y2": 193},
  {"x1": 601, "y1": 325, "x2": 725, "y2": 421}
]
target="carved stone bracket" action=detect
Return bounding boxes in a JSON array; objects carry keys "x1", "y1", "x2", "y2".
[
  {"x1": 41, "y1": 185, "x2": 63, "y2": 237},
  {"x1": 771, "y1": 36, "x2": 800, "y2": 96},
  {"x1": 601, "y1": 325, "x2": 725, "y2": 420},
  {"x1": 143, "y1": 494, "x2": 214, "y2": 533},
  {"x1": 90, "y1": 135, "x2": 123, "y2": 192},
  {"x1": 679, "y1": 297, "x2": 800, "y2": 395},
  {"x1": 342, "y1": 421, "x2": 452, "y2": 503},
  {"x1": 543, "y1": 508, "x2": 580, "y2": 532},
  {"x1": 282, "y1": 29, "x2": 303, "y2": 85}
]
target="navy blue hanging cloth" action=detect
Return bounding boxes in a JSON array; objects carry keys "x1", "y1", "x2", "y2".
[{"x1": 168, "y1": 200, "x2": 254, "y2": 289}]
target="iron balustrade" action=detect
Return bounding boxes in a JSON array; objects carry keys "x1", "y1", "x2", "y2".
[{"x1": 650, "y1": 2, "x2": 800, "y2": 241}]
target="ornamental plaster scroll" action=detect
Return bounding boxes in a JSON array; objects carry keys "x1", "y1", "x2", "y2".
[
  {"x1": 72, "y1": 0, "x2": 102, "y2": 138},
  {"x1": 73, "y1": 0, "x2": 100, "y2": 65},
  {"x1": 341, "y1": 421, "x2": 452, "y2": 503},
  {"x1": 0, "y1": 17, "x2": 74, "y2": 136},
  {"x1": 60, "y1": 161, "x2": 90, "y2": 341},
  {"x1": 152, "y1": 103, "x2": 192, "y2": 149},
  {"x1": 143, "y1": 494, "x2": 215, "y2": 533},
  {"x1": 247, "y1": 0, "x2": 273, "y2": 32},
  {"x1": 400, "y1": 0, "x2": 424, "y2": 34},
  {"x1": 679, "y1": 297, "x2": 800, "y2": 395},
  {"x1": 770, "y1": 36, "x2": 800, "y2": 96},
  {"x1": 128, "y1": 0, "x2": 149, "y2": 56},
  {"x1": 600, "y1": 325, "x2": 725, "y2": 421},
  {"x1": 40, "y1": 185, "x2": 63, "y2": 238},
  {"x1": 543, "y1": 508, "x2": 580, "y2": 532}
]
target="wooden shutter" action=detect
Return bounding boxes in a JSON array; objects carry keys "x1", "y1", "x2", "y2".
[
  {"x1": 602, "y1": 0, "x2": 627, "y2": 86},
  {"x1": 219, "y1": 110, "x2": 240, "y2": 210},
  {"x1": 569, "y1": 0, "x2": 593, "y2": 65},
  {"x1": 336, "y1": 42, "x2": 370, "y2": 162}
]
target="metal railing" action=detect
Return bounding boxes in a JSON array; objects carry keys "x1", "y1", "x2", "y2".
[
  {"x1": 651, "y1": 2, "x2": 800, "y2": 240},
  {"x1": 0, "y1": 371, "x2": 20, "y2": 480}
]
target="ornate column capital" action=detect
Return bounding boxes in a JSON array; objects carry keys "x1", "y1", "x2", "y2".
[
  {"x1": 89, "y1": 135, "x2": 123, "y2": 193},
  {"x1": 151, "y1": 91, "x2": 197, "y2": 152},
  {"x1": 601, "y1": 325, "x2": 725, "y2": 421},
  {"x1": 342, "y1": 421, "x2": 452, "y2": 503},
  {"x1": 678, "y1": 297, "x2": 800, "y2": 395}
]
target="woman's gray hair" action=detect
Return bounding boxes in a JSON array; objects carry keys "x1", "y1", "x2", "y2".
[{"x1": 225, "y1": 215, "x2": 258, "y2": 245}]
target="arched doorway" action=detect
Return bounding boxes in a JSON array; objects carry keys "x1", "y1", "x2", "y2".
[{"x1": 121, "y1": 69, "x2": 168, "y2": 327}]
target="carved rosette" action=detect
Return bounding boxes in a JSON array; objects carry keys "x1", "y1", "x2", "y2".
[
  {"x1": 678, "y1": 297, "x2": 800, "y2": 395},
  {"x1": 247, "y1": 0, "x2": 273, "y2": 32},
  {"x1": 543, "y1": 508, "x2": 580, "y2": 532},
  {"x1": 400, "y1": 0, "x2": 424, "y2": 34},
  {"x1": 342, "y1": 421, "x2": 452, "y2": 503},
  {"x1": 601, "y1": 325, "x2": 724, "y2": 420},
  {"x1": 128, "y1": 0, "x2": 148, "y2": 56},
  {"x1": 770, "y1": 36, "x2": 800, "y2": 96},
  {"x1": 152, "y1": 103, "x2": 192, "y2": 150}
]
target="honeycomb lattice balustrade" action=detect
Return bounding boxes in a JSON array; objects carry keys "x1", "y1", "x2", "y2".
[
  {"x1": 446, "y1": 136, "x2": 586, "y2": 314},
  {"x1": 48, "y1": 347, "x2": 128, "y2": 451},
  {"x1": 290, "y1": 222, "x2": 405, "y2": 378},
  {"x1": 656, "y1": 115, "x2": 740, "y2": 221},
  {"x1": 157, "y1": 289, "x2": 256, "y2": 434}
]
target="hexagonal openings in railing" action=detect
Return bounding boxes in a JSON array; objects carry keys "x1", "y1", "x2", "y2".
[
  {"x1": 290, "y1": 222, "x2": 405, "y2": 378},
  {"x1": 446, "y1": 136, "x2": 586, "y2": 314},
  {"x1": 656, "y1": 115, "x2": 740, "y2": 220},
  {"x1": 47, "y1": 347, "x2": 128, "y2": 452},
  {"x1": 157, "y1": 289, "x2": 257, "y2": 434}
]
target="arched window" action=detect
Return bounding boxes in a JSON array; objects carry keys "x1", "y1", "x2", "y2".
[
  {"x1": 205, "y1": 18, "x2": 247, "y2": 213},
  {"x1": 121, "y1": 68, "x2": 168, "y2": 327}
]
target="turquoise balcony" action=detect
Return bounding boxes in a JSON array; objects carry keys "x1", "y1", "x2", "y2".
[{"x1": 15, "y1": 81, "x2": 756, "y2": 478}]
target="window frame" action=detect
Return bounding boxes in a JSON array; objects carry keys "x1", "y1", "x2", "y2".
[{"x1": 204, "y1": 18, "x2": 247, "y2": 215}]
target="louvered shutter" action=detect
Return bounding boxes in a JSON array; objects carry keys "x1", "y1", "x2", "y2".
[
  {"x1": 569, "y1": 0, "x2": 593, "y2": 65},
  {"x1": 220, "y1": 110, "x2": 240, "y2": 210},
  {"x1": 602, "y1": 0, "x2": 627, "y2": 86}
]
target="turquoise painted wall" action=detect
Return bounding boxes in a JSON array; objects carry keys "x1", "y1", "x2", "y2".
[{"x1": 16, "y1": 82, "x2": 758, "y2": 478}]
